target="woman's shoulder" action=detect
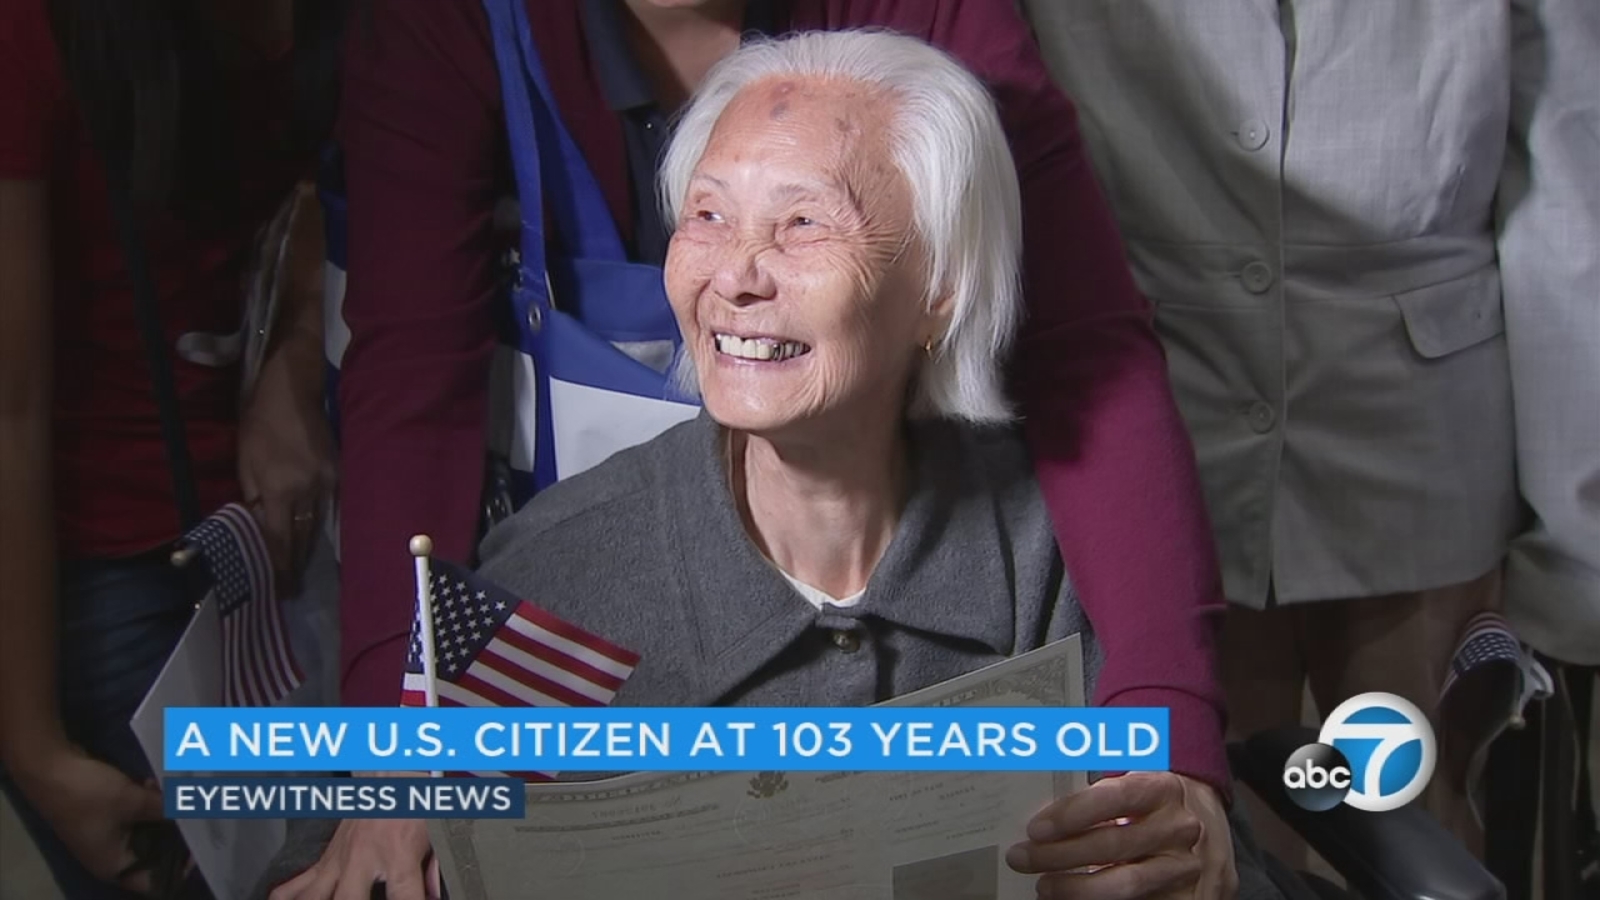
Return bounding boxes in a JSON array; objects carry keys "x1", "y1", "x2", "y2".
[
  {"x1": 910, "y1": 418, "x2": 1057, "y2": 552},
  {"x1": 917, "y1": 420, "x2": 1039, "y2": 500}
]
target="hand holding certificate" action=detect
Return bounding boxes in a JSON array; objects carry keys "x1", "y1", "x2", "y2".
[
  {"x1": 431, "y1": 636, "x2": 1091, "y2": 900},
  {"x1": 1003, "y1": 767, "x2": 1237, "y2": 900}
]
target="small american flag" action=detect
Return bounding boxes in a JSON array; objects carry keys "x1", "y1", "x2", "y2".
[
  {"x1": 402, "y1": 559, "x2": 641, "y2": 780},
  {"x1": 183, "y1": 503, "x2": 304, "y2": 707},
  {"x1": 1440, "y1": 611, "x2": 1524, "y2": 702}
]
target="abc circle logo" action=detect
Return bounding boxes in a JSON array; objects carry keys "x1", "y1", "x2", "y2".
[{"x1": 1282, "y1": 692, "x2": 1436, "y2": 813}]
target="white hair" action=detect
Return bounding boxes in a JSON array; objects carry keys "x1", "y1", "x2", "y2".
[{"x1": 659, "y1": 29, "x2": 1024, "y2": 423}]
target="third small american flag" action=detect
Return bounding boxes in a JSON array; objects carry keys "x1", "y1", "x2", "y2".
[
  {"x1": 183, "y1": 503, "x2": 304, "y2": 707},
  {"x1": 402, "y1": 558, "x2": 641, "y2": 779},
  {"x1": 1439, "y1": 611, "x2": 1525, "y2": 702}
]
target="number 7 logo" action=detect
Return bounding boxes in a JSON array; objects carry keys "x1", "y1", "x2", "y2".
[{"x1": 1320, "y1": 693, "x2": 1436, "y2": 813}]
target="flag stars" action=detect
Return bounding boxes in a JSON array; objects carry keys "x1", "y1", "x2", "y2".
[
  {"x1": 410, "y1": 562, "x2": 555, "y2": 681},
  {"x1": 402, "y1": 559, "x2": 639, "y2": 719}
]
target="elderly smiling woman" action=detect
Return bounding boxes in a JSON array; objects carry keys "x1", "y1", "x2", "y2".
[{"x1": 265, "y1": 30, "x2": 1283, "y2": 900}]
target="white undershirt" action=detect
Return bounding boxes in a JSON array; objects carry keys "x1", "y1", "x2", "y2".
[{"x1": 779, "y1": 570, "x2": 865, "y2": 610}]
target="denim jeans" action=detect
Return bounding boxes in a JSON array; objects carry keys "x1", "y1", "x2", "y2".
[{"x1": 0, "y1": 550, "x2": 214, "y2": 899}]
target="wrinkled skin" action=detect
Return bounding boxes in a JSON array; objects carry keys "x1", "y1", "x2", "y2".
[
  {"x1": 665, "y1": 77, "x2": 947, "y2": 444},
  {"x1": 1008, "y1": 771, "x2": 1238, "y2": 899}
]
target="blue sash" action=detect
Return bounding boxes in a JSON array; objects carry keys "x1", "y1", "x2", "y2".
[{"x1": 320, "y1": 0, "x2": 700, "y2": 544}]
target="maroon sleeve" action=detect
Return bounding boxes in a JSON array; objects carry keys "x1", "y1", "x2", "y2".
[
  {"x1": 919, "y1": 0, "x2": 1232, "y2": 797},
  {"x1": 334, "y1": 0, "x2": 504, "y2": 706}
]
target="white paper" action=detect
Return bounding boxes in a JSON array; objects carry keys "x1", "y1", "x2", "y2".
[
  {"x1": 240, "y1": 187, "x2": 306, "y2": 397},
  {"x1": 431, "y1": 635, "x2": 1088, "y2": 900},
  {"x1": 131, "y1": 594, "x2": 286, "y2": 900}
]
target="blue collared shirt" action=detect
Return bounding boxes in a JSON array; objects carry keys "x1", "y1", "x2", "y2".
[{"x1": 578, "y1": 0, "x2": 783, "y2": 263}]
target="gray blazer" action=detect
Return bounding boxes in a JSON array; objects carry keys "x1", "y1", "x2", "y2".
[{"x1": 1024, "y1": 0, "x2": 1599, "y2": 630}]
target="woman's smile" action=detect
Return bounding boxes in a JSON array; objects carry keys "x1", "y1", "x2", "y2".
[{"x1": 712, "y1": 332, "x2": 813, "y2": 362}]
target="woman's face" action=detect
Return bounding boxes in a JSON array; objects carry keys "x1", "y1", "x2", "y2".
[{"x1": 666, "y1": 78, "x2": 934, "y2": 441}]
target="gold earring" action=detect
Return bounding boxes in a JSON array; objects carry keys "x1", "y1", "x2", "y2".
[{"x1": 923, "y1": 337, "x2": 934, "y2": 358}]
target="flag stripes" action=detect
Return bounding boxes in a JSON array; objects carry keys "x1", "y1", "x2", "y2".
[
  {"x1": 183, "y1": 503, "x2": 303, "y2": 708},
  {"x1": 400, "y1": 558, "x2": 640, "y2": 783}
]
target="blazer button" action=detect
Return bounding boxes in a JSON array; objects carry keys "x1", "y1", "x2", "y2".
[
  {"x1": 1241, "y1": 261, "x2": 1275, "y2": 294},
  {"x1": 1247, "y1": 401, "x2": 1276, "y2": 433},
  {"x1": 832, "y1": 630, "x2": 860, "y2": 653},
  {"x1": 1237, "y1": 119, "x2": 1270, "y2": 151}
]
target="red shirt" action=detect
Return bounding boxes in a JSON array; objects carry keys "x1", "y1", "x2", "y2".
[
  {"x1": 336, "y1": 0, "x2": 1231, "y2": 795},
  {"x1": 0, "y1": 0, "x2": 301, "y2": 558}
]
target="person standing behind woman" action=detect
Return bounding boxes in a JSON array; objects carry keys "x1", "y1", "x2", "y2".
[
  {"x1": 0, "y1": 0, "x2": 342, "y2": 896},
  {"x1": 1021, "y1": 0, "x2": 1599, "y2": 865},
  {"x1": 332, "y1": 0, "x2": 1232, "y2": 827}
]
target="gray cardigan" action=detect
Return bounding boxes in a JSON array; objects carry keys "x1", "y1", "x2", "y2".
[
  {"x1": 253, "y1": 414, "x2": 1290, "y2": 899},
  {"x1": 472, "y1": 411, "x2": 1102, "y2": 708}
]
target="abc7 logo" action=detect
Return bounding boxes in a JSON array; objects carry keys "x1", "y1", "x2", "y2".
[{"x1": 1281, "y1": 692, "x2": 1437, "y2": 813}]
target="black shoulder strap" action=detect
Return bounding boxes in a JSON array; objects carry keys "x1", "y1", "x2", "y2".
[
  {"x1": 108, "y1": 188, "x2": 202, "y2": 534},
  {"x1": 744, "y1": 0, "x2": 786, "y2": 37}
]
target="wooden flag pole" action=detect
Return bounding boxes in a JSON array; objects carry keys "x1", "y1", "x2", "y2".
[{"x1": 410, "y1": 534, "x2": 443, "y2": 778}]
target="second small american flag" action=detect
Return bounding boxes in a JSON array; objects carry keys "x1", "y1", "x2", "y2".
[{"x1": 183, "y1": 503, "x2": 304, "y2": 707}]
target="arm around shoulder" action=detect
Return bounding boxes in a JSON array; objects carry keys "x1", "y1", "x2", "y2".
[
  {"x1": 926, "y1": 0, "x2": 1233, "y2": 797},
  {"x1": 333, "y1": 0, "x2": 508, "y2": 704}
]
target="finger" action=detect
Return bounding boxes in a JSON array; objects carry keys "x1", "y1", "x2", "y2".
[
  {"x1": 331, "y1": 865, "x2": 382, "y2": 900},
  {"x1": 1034, "y1": 854, "x2": 1199, "y2": 900},
  {"x1": 426, "y1": 854, "x2": 443, "y2": 900},
  {"x1": 289, "y1": 502, "x2": 317, "y2": 583},
  {"x1": 1028, "y1": 774, "x2": 1181, "y2": 842},
  {"x1": 114, "y1": 851, "x2": 155, "y2": 897},
  {"x1": 122, "y1": 780, "x2": 167, "y2": 822},
  {"x1": 373, "y1": 869, "x2": 428, "y2": 900},
  {"x1": 301, "y1": 861, "x2": 344, "y2": 900},
  {"x1": 1196, "y1": 856, "x2": 1239, "y2": 900},
  {"x1": 1007, "y1": 811, "x2": 1197, "y2": 874},
  {"x1": 268, "y1": 864, "x2": 322, "y2": 900},
  {"x1": 259, "y1": 495, "x2": 296, "y2": 581},
  {"x1": 239, "y1": 462, "x2": 262, "y2": 508},
  {"x1": 1189, "y1": 814, "x2": 1236, "y2": 900}
]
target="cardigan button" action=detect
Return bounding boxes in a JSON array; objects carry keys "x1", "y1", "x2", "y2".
[
  {"x1": 1247, "y1": 401, "x2": 1277, "y2": 434},
  {"x1": 831, "y1": 630, "x2": 860, "y2": 653},
  {"x1": 1241, "y1": 261, "x2": 1275, "y2": 294}
]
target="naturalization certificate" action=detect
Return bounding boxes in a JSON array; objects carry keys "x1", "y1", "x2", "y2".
[{"x1": 430, "y1": 635, "x2": 1087, "y2": 899}]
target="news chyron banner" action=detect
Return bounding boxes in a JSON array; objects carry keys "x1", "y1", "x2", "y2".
[{"x1": 161, "y1": 707, "x2": 1170, "y2": 819}]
